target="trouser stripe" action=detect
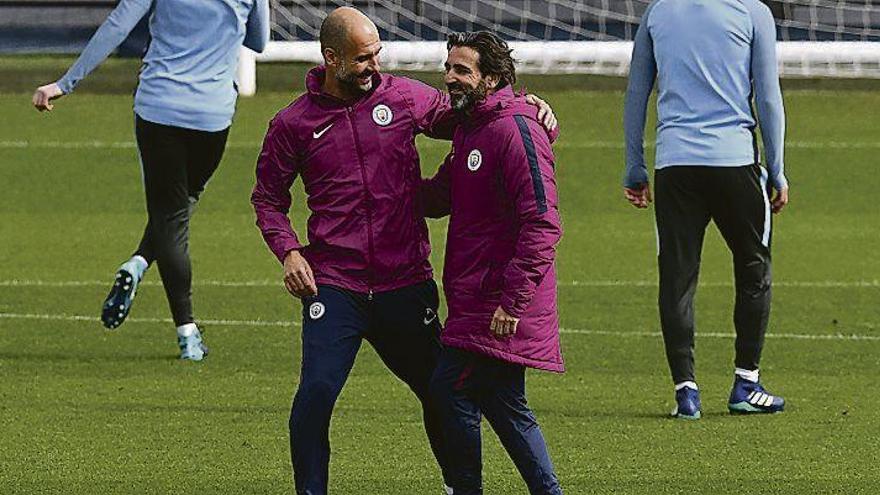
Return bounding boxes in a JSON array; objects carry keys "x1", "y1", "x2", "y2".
[{"x1": 759, "y1": 167, "x2": 771, "y2": 248}]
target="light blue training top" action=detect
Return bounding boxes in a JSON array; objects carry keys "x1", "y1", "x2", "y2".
[
  {"x1": 57, "y1": 0, "x2": 269, "y2": 132},
  {"x1": 623, "y1": 0, "x2": 787, "y2": 190}
]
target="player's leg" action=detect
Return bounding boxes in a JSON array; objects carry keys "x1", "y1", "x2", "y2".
[
  {"x1": 654, "y1": 166, "x2": 711, "y2": 417},
  {"x1": 129, "y1": 116, "x2": 214, "y2": 361},
  {"x1": 367, "y1": 280, "x2": 453, "y2": 489},
  {"x1": 710, "y1": 164, "x2": 784, "y2": 414},
  {"x1": 710, "y1": 164, "x2": 773, "y2": 373},
  {"x1": 137, "y1": 117, "x2": 192, "y2": 327},
  {"x1": 478, "y1": 361, "x2": 562, "y2": 495},
  {"x1": 167, "y1": 125, "x2": 229, "y2": 357},
  {"x1": 429, "y1": 347, "x2": 484, "y2": 495},
  {"x1": 101, "y1": 116, "x2": 187, "y2": 330},
  {"x1": 291, "y1": 285, "x2": 367, "y2": 494}
]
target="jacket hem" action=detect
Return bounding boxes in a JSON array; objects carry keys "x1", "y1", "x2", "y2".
[
  {"x1": 441, "y1": 337, "x2": 564, "y2": 373},
  {"x1": 314, "y1": 269, "x2": 433, "y2": 295}
]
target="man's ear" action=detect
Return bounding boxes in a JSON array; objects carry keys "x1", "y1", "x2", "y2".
[{"x1": 323, "y1": 47, "x2": 339, "y2": 67}]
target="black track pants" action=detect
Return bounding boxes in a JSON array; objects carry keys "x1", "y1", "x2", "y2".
[
  {"x1": 654, "y1": 164, "x2": 773, "y2": 384},
  {"x1": 133, "y1": 115, "x2": 229, "y2": 326}
]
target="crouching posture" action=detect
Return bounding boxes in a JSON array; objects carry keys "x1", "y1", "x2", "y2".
[{"x1": 423, "y1": 31, "x2": 564, "y2": 495}]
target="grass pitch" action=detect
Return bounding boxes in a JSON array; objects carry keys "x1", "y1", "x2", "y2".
[{"x1": 0, "y1": 58, "x2": 878, "y2": 494}]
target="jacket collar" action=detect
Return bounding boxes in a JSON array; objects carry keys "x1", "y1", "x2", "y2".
[{"x1": 462, "y1": 85, "x2": 520, "y2": 127}]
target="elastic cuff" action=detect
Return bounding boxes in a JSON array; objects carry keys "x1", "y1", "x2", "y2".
[
  {"x1": 56, "y1": 78, "x2": 73, "y2": 95},
  {"x1": 772, "y1": 174, "x2": 788, "y2": 191},
  {"x1": 274, "y1": 241, "x2": 304, "y2": 264}
]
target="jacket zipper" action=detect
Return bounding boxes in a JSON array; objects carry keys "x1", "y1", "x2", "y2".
[{"x1": 347, "y1": 106, "x2": 375, "y2": 299}]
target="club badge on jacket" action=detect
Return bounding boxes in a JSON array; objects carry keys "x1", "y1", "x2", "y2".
[
  {"x1": 467, "y1": 149, "x2": 482, "y2": 171},
  {"x1": 372, "y1": 104, "x2": 393, "y2": 126}
]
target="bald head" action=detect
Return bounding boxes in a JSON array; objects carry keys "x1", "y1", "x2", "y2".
[
  {"x1": 318, "y1": 7, "x2": 382, "y2": 99},
  {"x1": 319, "y1": 7, "x2": 378, "y2": 57}
]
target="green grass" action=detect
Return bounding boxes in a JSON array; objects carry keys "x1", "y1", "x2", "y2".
[{"x1": 1, "y1": 60, "x2": 879, "y2": 494}]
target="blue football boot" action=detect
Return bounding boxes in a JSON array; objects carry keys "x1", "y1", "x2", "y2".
[
  {"x1": 671, "y1": 385, "x2": 702, "y2": 420},
  {"x1": 728, "y1": 376, "x2": 785, "y2": 414},
  {"x1": 101, "y1": 268, "x2": 140, "y2": 329},
  {"x1": 178, "y1": 326, "x2": 208, "y2": 361}
]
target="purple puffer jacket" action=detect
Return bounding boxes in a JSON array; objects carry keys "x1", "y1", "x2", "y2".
[
  {"x1": 252, "y1": 66, "x2": 454, "y2": 294},
  {"x1": 422, "y1": 86, "x2": 564, "y2": 372}
]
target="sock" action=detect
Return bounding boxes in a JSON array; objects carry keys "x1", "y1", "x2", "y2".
[
  {"x1": 120, "y1": 255, "x2": 149, "y2": 280},
  {"x1": 444, "y1": 485, "x2": 454, "y2": 495},
  {"x1": 674, "y1": 381, "x2": 698, "y2": 392},
  {"x1": 177, "y1": 323, "x2": 198, "y2": 338},
  {"x1": 735, "y1": 368, "x2": 760, "y2": 383}
]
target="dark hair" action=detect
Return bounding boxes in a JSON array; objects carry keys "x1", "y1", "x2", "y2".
[{"x1": 447, "y1": 31, "x2": 516, "y2": 89}]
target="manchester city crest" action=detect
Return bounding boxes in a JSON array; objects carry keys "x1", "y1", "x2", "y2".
[
  {"x1": 467, "y1": 149, "x2": 482, "y2": 171},
  {"x1": 309, "y1": 302, "x2": 325, "y2": 320},
  {"x1": 372, "y1": 104, "x2": 393, "y2": 126}
]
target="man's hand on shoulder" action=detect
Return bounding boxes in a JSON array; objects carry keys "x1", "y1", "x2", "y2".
[{"x1": 525, "y1": 94, "x2": 557, "y2": 131}]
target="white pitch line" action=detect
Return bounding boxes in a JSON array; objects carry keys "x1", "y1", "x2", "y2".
[
  {"x1": 4, "y1": 140, "x2": 880, "y2": 150},
  {"x1": 557, "y1": 327, "x2": 880, "y2": 341},
  {"x1": 0, "y1": 312, "x2": 298, "y2": 328},
  {"x1": 567, "y1": 280, "x2": 880, "y2": 288},
  {"x1": 0, "y1": 312, "x2": 876, "y2": 341},
  {"x1": 0, "y1": 279, "x2": 284, "y2": 288},
  {"x1": 0, "y1": 279, "x2": 878, "y2": 289}
]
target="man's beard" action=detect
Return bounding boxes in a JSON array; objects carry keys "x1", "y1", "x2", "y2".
[
  {"x1": 336, "y1": 64, "x2": 374, "y2": 94},
  {"x1": 448, "y1": 80, "x2": 489, "y2": 114}
]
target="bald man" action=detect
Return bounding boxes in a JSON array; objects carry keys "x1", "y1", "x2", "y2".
[{"x1": 252, "y1": 8, "x2": 554, "y2": 494}]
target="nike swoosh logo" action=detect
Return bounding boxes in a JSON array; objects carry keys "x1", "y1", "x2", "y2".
[
  {"x1": 424, "y1": 311, "x2": 437, "y2": 326},
  {"x1": 313, "y1": 123, "x2": 333, "y2": 139}
]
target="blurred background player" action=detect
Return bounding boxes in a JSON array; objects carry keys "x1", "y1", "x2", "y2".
[
  {"x1": 32, "y1": 0, "x2": 269, "y2": 360},
  {"x1": 423, "y1": 31, "x2": 564, "y2": 495},
  {"x1": 623, "y1": 0, "x2": 789, "y2": 418}
]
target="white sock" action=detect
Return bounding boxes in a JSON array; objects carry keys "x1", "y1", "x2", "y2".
[
  {"x1": 735, "y1": 368, "x2": 760, "y2": 383},
  {"x1": 121, "y1": 255, "x2": 149, "y2": 279},
  {"x1": 177, "y1": 323, "x2": 198, "y2": 338},
  {"x1": 674, "y1": 381, "x2": 698, "y2": 392},
  {"x1": 131, "y1": 255, "x2": 148, "y2": 273},
  {"x1": 444, "y1": 485, "x2": 454, "y2": 495}
]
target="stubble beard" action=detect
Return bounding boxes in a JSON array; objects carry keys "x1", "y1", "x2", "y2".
[{"x1": 449, "y1": 80, "x2": 489, "y2": 115}]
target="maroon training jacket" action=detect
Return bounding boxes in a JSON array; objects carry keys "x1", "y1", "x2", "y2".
[{"x1": 423, "y1": 86, "x2": 564, "y2": 372}]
